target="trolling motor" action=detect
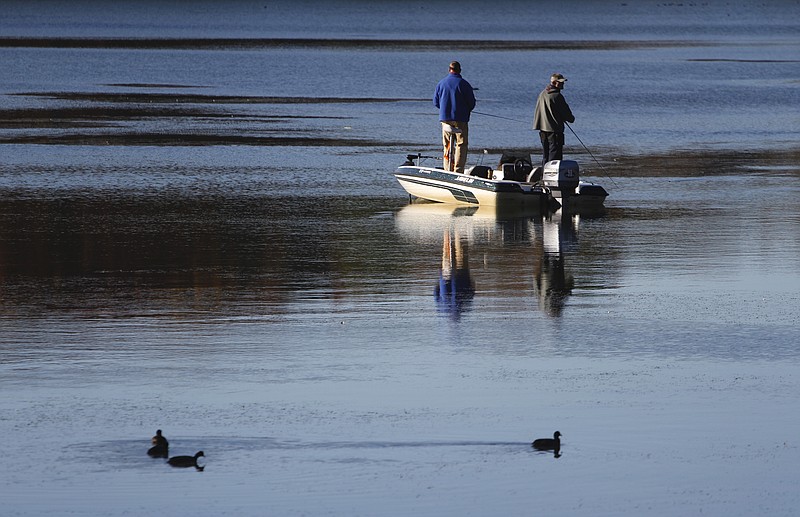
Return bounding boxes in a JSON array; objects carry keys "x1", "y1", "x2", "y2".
[{"x1": 403, "y1": 153, "x2": 438, "y2": 166}]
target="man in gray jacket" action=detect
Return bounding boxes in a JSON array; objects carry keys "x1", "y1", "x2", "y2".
[{"x1": 533, "y1": 73, "x2": 575, "y2": 167}]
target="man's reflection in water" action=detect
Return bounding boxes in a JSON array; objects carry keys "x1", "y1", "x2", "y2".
[
  {"x1": 435, "y1": 228, "x2": 475, "y2": 319},
  {"x1": 533, "y1": 211, "x2": 577, "y2": 317}
]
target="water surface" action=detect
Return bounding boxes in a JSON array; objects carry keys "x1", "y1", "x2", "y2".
[{"x1": 2, "y1": 1, "x2": 800, "y2": 516}]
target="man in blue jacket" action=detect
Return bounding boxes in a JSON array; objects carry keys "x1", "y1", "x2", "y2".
[
  {"x1": 434, "y1": 61, "x2": 476, "y2": 173},
  {"x1": 533, "y1": 73, "x2": 575, "y2": 167}
]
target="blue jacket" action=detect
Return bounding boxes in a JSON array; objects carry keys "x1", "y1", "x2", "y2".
[{"x1": 434, "y1": 73, "x2": 476, "y2": 122}]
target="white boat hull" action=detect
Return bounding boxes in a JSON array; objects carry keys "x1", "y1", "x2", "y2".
[
  {"x1": 394, "y1": 165, "x2": 554, "y2": 208},
  {"x1": 548, "y1": 183, "x2": 609, "y2": 213}
]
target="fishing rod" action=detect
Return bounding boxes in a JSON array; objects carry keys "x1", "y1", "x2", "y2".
[{"x1": 472, "y1": 110, "x2": 619, "y2": 188}]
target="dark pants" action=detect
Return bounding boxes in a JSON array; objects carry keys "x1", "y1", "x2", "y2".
[{"x1": 539, "y1": 131, "x2": 564, "y2": 166}]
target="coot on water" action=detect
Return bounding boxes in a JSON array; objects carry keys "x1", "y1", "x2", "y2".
[{"x1": 532, "y1": 431, "x2": 561, "y2": 451}]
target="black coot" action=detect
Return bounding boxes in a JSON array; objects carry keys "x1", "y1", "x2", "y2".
[
  {"x1": 168, "y1": 451, "x2": 205, "y2": 470},
  {"x1": 147, "y1": 429, "x2": 169, "y2": 458},
  {"x1": 532, "y1": 431, "x2": 561, "y2": 451}
]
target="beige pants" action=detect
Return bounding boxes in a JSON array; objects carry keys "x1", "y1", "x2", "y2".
[{"x1": 441, "y1": 121, "x2": 469, "y2": 172}]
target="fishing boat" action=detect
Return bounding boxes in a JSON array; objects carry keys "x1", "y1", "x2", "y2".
[{"x1": 393, "y1": 153, "x2": 608, "y2": 211}]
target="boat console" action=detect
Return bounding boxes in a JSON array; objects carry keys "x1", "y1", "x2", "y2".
[{"x1": 490, "y1": 153, "x2": 534, "y2": 182}]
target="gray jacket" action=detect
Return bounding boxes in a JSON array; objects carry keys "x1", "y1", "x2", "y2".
[{"x1": 533, "y1": 85, "x2": 575, "y2": 133}]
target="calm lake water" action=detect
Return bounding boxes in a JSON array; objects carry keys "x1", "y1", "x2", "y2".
[{"x1": 1, "y1": 1, "x2": 799, "y2": 516}]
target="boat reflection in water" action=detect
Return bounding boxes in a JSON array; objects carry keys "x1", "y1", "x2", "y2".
[
  {"x1": 395, "y1": 202, "x2": 599, "y2": 319},
  {"x1": 435, "y1": 227, "x2": 476, "y2": 319},
  {"x1": 534, "y1": 210, "x2": 577, "y2": 317}
]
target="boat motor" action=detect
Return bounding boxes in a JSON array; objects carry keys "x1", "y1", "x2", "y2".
[{"x1": 543, "y1": 160, "x2": 580, "y2": 195}]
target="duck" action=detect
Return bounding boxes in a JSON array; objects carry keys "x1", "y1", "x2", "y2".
[
  {"x1": 168, "y1": 451, "x2": 205, "y2": 469},
  {"x1": 532, "y1": 431, "x2": 561, "y2": 451},
  {"x1": 147, "y1": 429, "x2": 169, "y2": 458}
]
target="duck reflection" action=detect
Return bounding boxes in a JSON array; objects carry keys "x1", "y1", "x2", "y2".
[
  {"x1": 435, "y1": 227, "x2": 475, "y2": 319},
  {"x1": 533, "y1": 211, "x2": 577, "y2": 317}
]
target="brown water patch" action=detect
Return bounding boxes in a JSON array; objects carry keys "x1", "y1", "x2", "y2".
[
  {"x1": 0, "y1": 107, "x2": 207, "y2": 129},
  {"x1": 607, "y1": 148, "x2": 800, "y2": 177},
  {"x1": 0, "y1": 106, "x2": 351, "y2": 129},
  {"x1": 105, "y1": 83, "x2": 207, "y2": 89},
  {"x1": 14, "y1": 92, "x2": 426, "y2": 105},
  {"x1": 687, "y1": 58, "x2": 800, "y2": 63},
  {"x1": 478, "y1": 147, "x2": 800, "y2": 177},
  {"x1": 0, "y1": 133, "x2": 418, "y2": 147},
  {"x1": 0, "y1": 37, "x2": 713, "y2": 51}
]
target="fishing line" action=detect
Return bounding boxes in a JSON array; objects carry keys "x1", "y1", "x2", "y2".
[
  {"x1": 472, "y1": 110, "x2": 528, "y2": 124},
  {"x1": 566, "y1": 122, "x2": 619, "y2": 188}
]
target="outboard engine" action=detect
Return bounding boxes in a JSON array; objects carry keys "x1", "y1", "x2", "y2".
[{"x1": 543, "y1": 160, "x2": 579, "y2": 195}]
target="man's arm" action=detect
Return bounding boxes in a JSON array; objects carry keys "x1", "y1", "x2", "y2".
[
  {"x1": 465, "y1": 82, "x2": 476, "y2": 111},
  {"x1": 558, "y1": 95, "x2": 575, "y2": 123}
]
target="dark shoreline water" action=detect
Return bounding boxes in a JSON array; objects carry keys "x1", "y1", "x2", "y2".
[{"x1": 0, "y1": 37, "x2": 719, "y2": 51}]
